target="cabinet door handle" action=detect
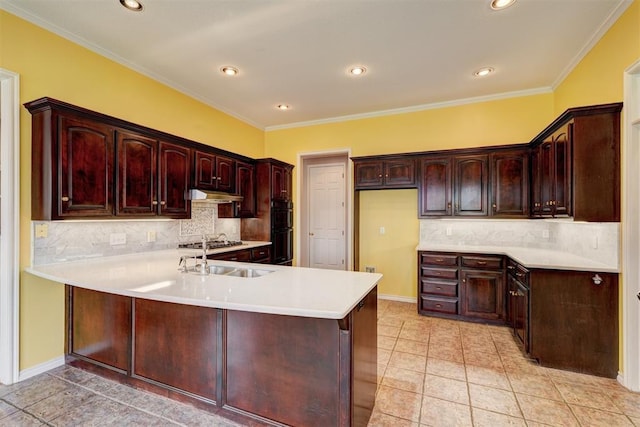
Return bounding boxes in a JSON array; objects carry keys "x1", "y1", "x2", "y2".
[
  {"x1": 160, "y1": 201, "x2": 166, "y2": 206},
  {"x1": 61, "y1": 196, "x2": 70, "y2": 202},
  {"x1": 152, "y1": 200, "x2": 159, "y2": 205},
  {"x1": 592, "y1": 274, "x2": 603, "y2": 285}
]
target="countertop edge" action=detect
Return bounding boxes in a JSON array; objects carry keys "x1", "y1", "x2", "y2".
[{"x1": 415, "y1": 244, "x2": 619, "y2": 273}]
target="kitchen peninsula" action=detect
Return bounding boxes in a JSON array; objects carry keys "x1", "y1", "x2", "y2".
[{"x1": 27, "y1": 250, "x2": 381, "y2": 426}]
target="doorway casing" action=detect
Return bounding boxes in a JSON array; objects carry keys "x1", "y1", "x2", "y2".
[
  {"x1": 622, "y1": 58, "x2": 640, "y2": 392},
  {"x1": 0, "y1": 68, "x2": 20, "y2": 385},
  {"x1": 297, "y1": 149, "x2": 353, "y2": 270}
]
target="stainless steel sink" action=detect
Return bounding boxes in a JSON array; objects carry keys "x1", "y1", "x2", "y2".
[
  {"x1": 208, "y1": 265, "x2": 274, "y2": 278},
  {"x1": 208, "y1": 265, "x2": 237, "y2": 275}
]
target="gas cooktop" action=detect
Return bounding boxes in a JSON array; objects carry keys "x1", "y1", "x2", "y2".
[{"x1": 178, "y1": 240, "x2": 244, "y2": 250}]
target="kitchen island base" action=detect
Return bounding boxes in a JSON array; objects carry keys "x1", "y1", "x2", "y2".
[{"x1": 65, "y1": 285, "x2": 377, "y2": 427}]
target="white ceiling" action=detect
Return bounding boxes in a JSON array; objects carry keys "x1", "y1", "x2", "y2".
[{"x1": 1, "y1": 0, "x2": 632, "y2": 130}]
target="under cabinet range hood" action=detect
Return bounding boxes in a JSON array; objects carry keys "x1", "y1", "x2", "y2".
[{"x1": 187, "y1": 189, "x2": 243, "y2": 204}]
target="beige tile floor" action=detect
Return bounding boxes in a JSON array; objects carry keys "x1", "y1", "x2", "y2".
[
  {"x1": 0, "y1": 300, "x2": 638, "y2": 426},
  {"x1": 371, "y1": 299, "x2": 640, "y2": 426}
]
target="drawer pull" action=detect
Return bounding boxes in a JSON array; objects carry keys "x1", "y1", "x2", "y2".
[
  {"x1": 436, "y1": 287, "x2": 442, "y2": 290},
  {"x1": 476, "y1": 261, "x2": 487, "y2": 265},
  {"x1": 61, "y1": 196, "x2": 70, "y2": 202},
  {"x1": 435, "y1": 258, "x2": 444, "y2": 262},
  {"x1": 507, "y1": 265, "x2": 515, "y2": 270},
  {"x1": 435, "y1": 304, "x2": 442, "y2": 308},
  {"x1": 592, "y1": 274, "x2": 603, "y2": 285}
]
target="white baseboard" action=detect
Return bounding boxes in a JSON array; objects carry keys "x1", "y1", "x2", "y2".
[
  {"x1": 18, "y1": 356, "x2": 65, "y2": 382},
  {"x1": 378, "y1": 294, "x2": 416, "y2": 304}
]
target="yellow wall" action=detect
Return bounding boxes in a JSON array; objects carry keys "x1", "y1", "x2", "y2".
[
  {"x1": 358, "y1": 190, "x2": 419, "y2": 297},
  {"x1": 554, "y1": 0, "x2": 640, "y2": 114},
  {"x1": 0, "y1": 11, "x2": 264, "y2": 370}
]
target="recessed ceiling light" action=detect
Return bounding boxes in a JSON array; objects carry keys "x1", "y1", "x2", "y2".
[
  {"x1": 349, "y1": 66, "x2": 367, "y2": 76},
  {"x1": 120, "y1": 0, "x2": 143, "y2": 12},
  {"x1": 220, "y1": 66, "x2": 239, "y2": 76},
  {"x1": 490, "y1": 0, "x2": 516, "y2": 10},
  {"x1": 276, "y1": 104, "x2": 290, "y2": 111},
  {"x1": 474, "y1": 67, "x2": 495, "y2": 77}
]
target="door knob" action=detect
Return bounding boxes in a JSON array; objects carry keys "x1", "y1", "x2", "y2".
[
  {"x1": 637, "y1": 292, "x2": 640, "y2": 301},
  {"x1": 309, "y1": 232, "x2": 314, "y2": 236}
]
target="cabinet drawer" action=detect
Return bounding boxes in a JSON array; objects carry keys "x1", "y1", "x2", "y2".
[
  {"x1": 251, "y1": 246, "x2": 271, "y2": 262},
  {"x1": 460, "y1": 255, "x2": 503, "y2": 270},
  {"x1": 420, "y1": 267, "x2": 457, "y2": 280},
  {"x1": 420, "y1": 253, "x2": 457, "y2": 266},
  {"x1": 209, "y1": 249, "x2": 251, "y2": 262},
  {"x1": 420, "y1": 296, "x2": 458, "y2": 315},
  {"x1": 507, "y1": 258, "x2": 529, "y2": 284},
  {"x1": 421, "y1": 279, "x2": 457, "y2": 297}
]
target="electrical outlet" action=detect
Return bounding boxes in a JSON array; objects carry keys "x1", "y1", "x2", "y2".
[
  {"x1": 592, "y1": 236, "x2": 599, "y2": 249},
  {"x1": 542, "y1": 229, "x2": 550, "y2": 239},
  {"x1": 446, "y1": 226, "x2": 452, "y2": 236},
  {"x1": 109, "y1": 233, "x2": 127, "y2": 246},
  {"x1": 147, "y1": 231, "x2": 156, "y2": 243},
  {"x1": 379, "y1": 226, "x2": 385, "y2": 235},
  {"x1": 365, "y1": 266, "x2": 376, "y2": 273},
  {"x1": 35, "y1": 223, "x2": 48, "y2": 238}
]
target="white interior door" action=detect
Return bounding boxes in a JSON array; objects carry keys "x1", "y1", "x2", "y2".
[{"x1": 308, "y1": 164, "x2": 346, "y2": 270}]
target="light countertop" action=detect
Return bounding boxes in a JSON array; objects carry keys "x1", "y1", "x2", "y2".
[
  {"x1": 416, "y1": 243, "x2": 619, "y2": 273},
  {"x1": 26, "y1": 249, "x2": 382, "y2": 320}
]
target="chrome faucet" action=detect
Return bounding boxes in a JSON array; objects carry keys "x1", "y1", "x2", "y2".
[{"x1": 197, "y1": 235, "x2": 209, "y2": 274}]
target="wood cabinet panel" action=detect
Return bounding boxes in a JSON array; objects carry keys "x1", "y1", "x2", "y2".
[
  {"x1": 236, "y1": 161, "x2": 256, "y2": 217},
  {"x1": 353, "y1": 157, "x2": 416, "y2": 190},
  {"x1": 133, "y1": 299, "x2": 218, "y2": 402},
  {"x1": 420, "y1": 296, "x2": 458, "y2": 314},
  {"x1": 194, "y1": 151, "x2": 235, "y2": 193},
  {"x1": 116, "y1": 131, "x2": 157, "y2": 216},
  {"x1": 491, "y1": 150, "x2": 529, "y2": 217},
  {"x1": 58, "y1": 116, "x2": 114, "y2": 218},
  {"x1": 460, "y1": 270, "x2": 504, "y2": 320},
  {"x1": 226, "y1": 310, "x2": 342, "y2": 426},
  {"x1": 454, "y1": 154, "x2": 489, "y2": 216},
  {"x1": 419, "y1": 157, "x2": 452, "y2": 217},
  {"x1": 460, "y1": 255, "x2": 503, "y2": 270},
  {"x1": 529, "y1": 270, "x2": 618, "y2": 377},
  {"x1": 420, "y1": 279, "x2": 458, "y2": 297},
  {"x1": 69, "y1": 287, "x2": 131, "y2": 372},
  {"x1": 158, "y1": 141, "x2": 191, "y2": 218}
]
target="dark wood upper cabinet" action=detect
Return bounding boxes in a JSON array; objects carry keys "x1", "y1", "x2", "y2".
[
  {"x1": 454, "y1": 154, "x2": 489, "y2": 216},
  {"x1": 271, "y1": 163, "x2": 291, "y2": 201},
  {"x1": 116, "y1": 130, "x2": 157, "y2": 216},
  {"x1": 531, "y1": 127, "x2": 571, "y2": 217},
  {"x1": 194, "y1": 150, "x2": 236, "y2": 193},
  {"x1": 58, "y1": 116, "x2": 115, "y2": 218},
  {"x1": 25, "y1": 97, "x2": 266, "y2": 221},
  {"x1": 28, "y1": 109, "x2": 115, "y2": 220},
  {"x1": 491, "y1": 149, "x2": 529, "y2": 217},
  {"x1": 419, "y1": 157, "x2": 452, "y2": 217},
  {"x1": 116, "y1": 132, "x2": 190, "y2": 219},
  {"x1": 158, "y1": 141, "x2": 191, "y2": 218},
  {"x1": 530, "y1": 103, "x2": 621, "y2": 222},
  {"x1": 236, "y1": 161, "x2": 256, "y2": 217},
  {"x1": 353, "y1": 157, "x2": 416, "y2": 190}
]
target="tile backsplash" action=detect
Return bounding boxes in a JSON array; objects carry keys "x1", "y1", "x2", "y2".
[
  {"x1": 419, "y1": 218, "x2": 619, "y2": 267},
  {"x1": 32, "y1": 205, "x2": 240, "y2": 265}
]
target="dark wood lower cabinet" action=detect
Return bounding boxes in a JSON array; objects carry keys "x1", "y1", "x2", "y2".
[
  {"x1": 68, "y1": 287, "x2": 131, "y2": 373},
  {"x1": 529, "y1": 270, "x2": 618, "y2": 378},
  {"x1": 133, "y1": 299, "x2": 218, "y2": 402},
  {"x1": 66, "y1": 285, "x2": 377, "y2": 426},
  {"x1": 460, "y1": 270, "x2": 504, "y2": 320}
]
